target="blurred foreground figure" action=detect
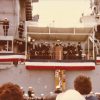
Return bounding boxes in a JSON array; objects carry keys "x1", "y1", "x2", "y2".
[
  {"x1": 74, "y1": 75, "x2": 98, "y2": 100},
  {"x1": 0, "y1": 82, "x2": 24, "y2": 100},
  {"x1": 56, "y1": 89, "x2": 86, "y2": 100}
]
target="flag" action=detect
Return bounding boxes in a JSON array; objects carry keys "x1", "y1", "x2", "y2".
[{"x1": 55, "y1": 70, "x2": 66, "y2": 91}]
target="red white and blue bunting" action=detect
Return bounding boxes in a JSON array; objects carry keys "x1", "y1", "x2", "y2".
[{"x1": 25, "y1": 61, "x2": 95, "y2": 70}]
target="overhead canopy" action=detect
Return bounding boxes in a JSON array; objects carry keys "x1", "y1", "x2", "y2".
[{"x1": 27, "y1": 26, "x2": 93, "y2": 41}]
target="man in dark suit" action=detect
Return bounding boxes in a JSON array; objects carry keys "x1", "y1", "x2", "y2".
[
  {"x1": 3, "y1": 18, "x2": 9, "y2": 36},
  {"x1": 18, "y1": 22, "x2": 24, "y2": 38}
]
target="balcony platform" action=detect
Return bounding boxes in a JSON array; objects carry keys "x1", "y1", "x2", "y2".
[
  {"x1": 0, "y1": 36, "x2": 14, "y2": 40},
  {"x1": 0, "y1": 53, "x2": 25, "y2": 62}
]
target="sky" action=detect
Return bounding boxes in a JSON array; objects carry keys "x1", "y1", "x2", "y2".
[{"x1": 32, "y1": 0, "x2": 91, "y2": 27}]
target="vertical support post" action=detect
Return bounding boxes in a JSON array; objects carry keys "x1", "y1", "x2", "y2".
[
  {"x1": 49, "y1": 24, "x2": 51, "y2": 34},
  {"x1": 12, "y1": 38, "x2": 14, "y2": 52},
  {"x1": 92, "y1": 28, "x2": 95, "y2": 60},
  {"x1": 7, "y1": 41, "x2": 9, "y2": 52},
  {"x1": 25, "y1": 21, "x2": 27, "y2": 59},
  {"x1": 88, "y1": 36, "x2": 90, "y2": 60},
  {"x1": 74, "y1": 27, "x2": 75, "y2": 35}
]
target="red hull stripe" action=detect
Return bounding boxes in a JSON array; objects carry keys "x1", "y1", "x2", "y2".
[
  {"x1": 0, "y1": 59, "x2": 25, "y2": 62},
  {"x1": 26, "y1": 66, "x2": 95, "y2": 70},
  {"x1": 96, "y1": 60, "x2": 100, "y2": 63},
  {"x1": 96, "y1": 57, "x2": 100, "y2": 63}
]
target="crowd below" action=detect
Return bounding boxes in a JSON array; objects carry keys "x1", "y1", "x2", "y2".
[{"x1": 0, "y1": 75, "x2": 100, "y2": 100}]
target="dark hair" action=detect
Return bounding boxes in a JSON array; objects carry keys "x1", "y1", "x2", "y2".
[
  {"x1": 74, "y1": 75, "x2": 92, "y2": 95},
  {"x1": 0, "y1": 82, "x2": 24, "y2": 100}
]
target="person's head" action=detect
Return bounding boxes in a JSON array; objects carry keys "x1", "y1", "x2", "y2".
[
  {"x1": 23, "y1": 93, "x2": 29, "y2": 100},
  {"x1": 68, "y1": 42, "x2": 70, "y2": 45},
  {"x1": 20, "y1": 87, "x2": 25, "y2": 94},
  {"x1": 4, "y1": 18, "x2": 8, "y2": 21},
  {"x1": 5, "y1": 18, "x2": 7, "y2": 20},
  {"x1": 55, "y1": 85, "x2": 62, "y2": 94},
  {"x1": 56, "y1": 85, "x2": 60, "y2": 90},
  {"x1": 74, "y1": 75, "x2": 92, "y2": 95},
  {"x1": 28, "y1": 86, "x2": 33, "y2": 92},
  {"x1": 0, "y1": 82, "x2": 24, "y2": 100},
  {"x1": 78, "y1": 42, "x2": 81, "y2": 44},
  {"x1": 20, "y1": 21, "x2": 23, "y2": 25}
]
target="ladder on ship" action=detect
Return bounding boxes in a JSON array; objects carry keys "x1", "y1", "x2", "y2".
[
  {"x1": 89, "y1": 35, "x2": 100, "y2": 55},
  {"x1": 95, "y1": 38, "x2": 100, "y2": 55}
]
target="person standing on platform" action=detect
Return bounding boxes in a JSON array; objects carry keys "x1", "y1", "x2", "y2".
[
  {"x1": 66, "y1": 42, "x2": 71, "y2": 59},
  {"x1": 77, "y1": 42, "x2": 82, "y2": 59},
  {"x1": 3, "y1": 18, "x2": 9, "y2": 36},
  {"x1": 18, "y1": 22, "x2": 24, "y2": 38},
  {"x1": 55, "y1": 43, "x2": 63, "y2": 60}
]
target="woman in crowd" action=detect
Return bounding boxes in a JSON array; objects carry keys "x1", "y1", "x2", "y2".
[{"x1": 0, "y1": 82, "x2": 24, "y2": 100}]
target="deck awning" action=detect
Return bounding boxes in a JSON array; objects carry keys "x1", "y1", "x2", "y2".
[{"x1": 27, "y1": 26, "x2": 93, "y2": 41}]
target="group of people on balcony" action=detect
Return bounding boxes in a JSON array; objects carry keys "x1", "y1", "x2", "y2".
[{"x1": 29, "y1": 41, "x2": 83, "y2": 60}]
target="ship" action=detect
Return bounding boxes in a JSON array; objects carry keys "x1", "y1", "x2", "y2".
[{"x1": 0, "y1": 0, "x2": 100, "y2": 96}]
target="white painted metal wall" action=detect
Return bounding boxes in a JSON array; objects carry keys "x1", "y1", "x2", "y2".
[
  {"x1": 66, "y1": 65, "x2": 100, "y2": 93},
  {"x1": 0, "y1": 64, "x2": 100, "y2": 96},
  {"x1": 0, "y1": 64, "x2": 55, "y2": 96},
  {"x1": 0, "y1": 0, "x2": 19, "y2": 37}
]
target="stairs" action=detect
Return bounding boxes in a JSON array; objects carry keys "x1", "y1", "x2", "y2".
[
  {"x1": 95, "y1": 38, "x2": 100, "y2": 55},
  {"x1": 89, "y1": 35, "x2": 100, "y2": 55},
  {"x1": 25, "y1": 0, "x2": 32, "y2": 21}
]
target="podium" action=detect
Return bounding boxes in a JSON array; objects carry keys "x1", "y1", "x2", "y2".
[{"x1": 55, "y1": 44, "x2": 63, "y2": 60}]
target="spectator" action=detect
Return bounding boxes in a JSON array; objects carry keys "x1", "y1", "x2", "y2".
[
  {"x1": 23, "y1": 93, "x2": 29, "y2": 100},
  {"x1": 18, "y1": 21, "x2": 24, "y2": 38},
  {"x1": 56, "y1": 89, "x2": 86, "y2": 100},
  {"x1": 0, "y1": 82, "x2": 24, "y2": 100},
  {"x1": 54, "y1": 85, "x2": 62, "y2": 94},
  {"x1": 74, "y1": 75, "x2": 98, "y2": 100},
  {"x1": 28, "y1": 86, "x2": 34, "y2": 99},
  {"x1": 45, "y1": 92, "x2": 57, "y2": 100},
  {"x1": 95, "y1": 93, "x2": 100, "y2": 100},
  {"x1": 20, "y1": 86, "x2": 25, "y2": 94},
  {"x1": 3, "y1": 18, "x2": 9, "y2": 36}
]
